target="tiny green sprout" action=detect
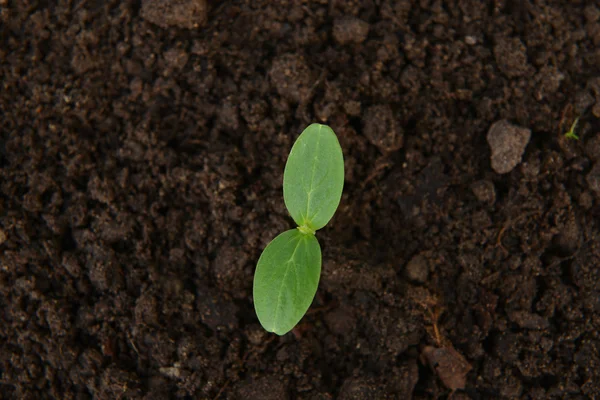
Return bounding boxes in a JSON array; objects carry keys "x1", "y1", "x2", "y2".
[
  {"x1": 253, "y1": 124, "x2": 344, "y2": 335},
  {"x1": 564, "y1": 117, "x2": 580, "y2": 140}
]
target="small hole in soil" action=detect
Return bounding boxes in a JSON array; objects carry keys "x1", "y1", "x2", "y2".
[
  {"x1": 110, "y1": 240, "x2": 133, "y2": 254},
  {"x1": 539, "y1": 374, "x2": 558, "y2": 390},
  {"x1": 61, "y1": 227, "x2": 77, "y2": 251},
  {"x1": 559, "y1": 260, "x2": 577, "y2": 288},
  {"x1": 404, "y1": 116, "x2": 418, "y2": 132},
  {"x1": 0, "y1": 136, "x2": 7, "y2": 168},
  {"x1": 41, "y1": 189, "x2": 54, "y2": 207},
  {"x1": 412, "y1": 358, "x2": 434, "y2": 397},
  {"x1": 482, "y1": 330, "x2": 499, "y2": 354}
]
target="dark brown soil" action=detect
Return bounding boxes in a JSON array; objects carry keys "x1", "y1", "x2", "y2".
[{"x1": 1, "y1": 1, "x2": 600, "y2": 399}]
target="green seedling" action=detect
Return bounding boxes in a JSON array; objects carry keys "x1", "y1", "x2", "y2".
[
  {"x1": 564, "y1": 117, "x2": 580, "y2": 140},
  {"x1": 253, "y1": 124, "x2": 344, "y2": 335}
]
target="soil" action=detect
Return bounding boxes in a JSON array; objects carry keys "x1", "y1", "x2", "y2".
[{"x1": 1, "y1": 1, "x2": 600, "y2": 399}]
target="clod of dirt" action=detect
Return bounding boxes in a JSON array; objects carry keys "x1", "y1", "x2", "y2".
[
  {"x1": 87, "y1": 246, "x2": 124, "y2": 292},
  {"x1": 575, "y1": 89, "x2": 596, "y2": 115},
  {"x1": 362, "y1": 105, "x2": 403, "y2": 153},
  {"x1": 585, "y1": 134, "x2": 600, "y2": 161},
  {"x1": 269, "y1": 54, "x2": 314, "y2": 103},
  {"x1": 400, "y1": 65, "x2": 421, "y2": 91},
  {"x1": 405, "y1": 253, "x2": 429, "y2": 284},
  {"x1": 320, "y1": 251, "x2": 395, "y2": 295},
  {"x1": 338, "y1": 377, "x2": 391, "y2": 400},
  {"x1": 100, "y1": 366, "x2": 142, "y2": 398},
  {"x1": 212, "y1": 244, "x2": 249, "y2": 298},
  {"x1": 487, "y1": 120, "x2": 531, "y2": 174},
  {"x1": 61, "y1": 253, "x2": 82, "y2": 277},
  {"x1": 392, "y1": 361, "x2": 420, "y2": 398},
  {"x1": 163, "y1": 47, "x2": 189, "y2": 71},
  {"x1": 89, "y1": 175, "x2": 115, "y2": 204},
  {"x1": 585, "y1": 5, "x2": 600, "y2": 22},
  {"x1": 471, "y1": 180, "x2": 496, "y2": 205},
  {"x1": 493, "y1": 333, "x2": 520, "y2": 363},
  {"x1": 534, "y1": 66, "x2": 564, "y2": 101},
  {"x1": 140, "y1": 0, "x2": 207, "y2": 29},
  {"x1": 553, "y1": 213, "x2": 580, "y2": 255},
  {"x1": 135, "y1": 290, "x2": 160, "y2": 326},
  {"x1": 218, "y1": 98, "x2": 240, "y2": 131},
  {"x1": 343, "y1": 100, "x2": 362, "y2": 116},
  {"x1": 197, "y1": 285, "x2": 238, "y2": 331},
  {"x1": 588, "y1": 77, "x2": 600, "y2": 117},
  {"x1": 234, "y1": 376, "x2": 288, "y2": 400},
  {"x1": 421, "y1": 345, "x2": 472, "y2": 391},
  {"x1": 508, "y1": 310, "x2": 550, "y2": 330},
  {"x1": 324, "y1": 306, "x2": 356, "y2": 336},
  {"x1": 333, "y1": 17, "x2": 370, "y2": 45},
  {"x1": 395, "y1": 157, "x2": 448, "y2": 216},
  {"x1": 493, "y1": 37, "x2": 530, "y2": 77},
  {"x1": 586, "y1": 163, "x2": 600, "y2": 197}
]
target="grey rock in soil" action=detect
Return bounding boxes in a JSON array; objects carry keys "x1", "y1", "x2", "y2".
[{"x1": 487, "y1": 120, "x2": 531, "y2": 174}]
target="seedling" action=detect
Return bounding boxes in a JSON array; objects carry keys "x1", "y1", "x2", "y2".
[
  {"x1": 564, "y1": 117, "x2": 580, "y2": 140},
  {"x1": 253, "y1": 124, "x2": 345, "y2": 335}
]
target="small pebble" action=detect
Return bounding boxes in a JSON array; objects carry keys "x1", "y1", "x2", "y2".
[
  {"x1": 421, "y1": 346, "x2": 472, "y2": 390},
  {"x1": 487, "y1": 119, "x2": 531, "y2": 174}
]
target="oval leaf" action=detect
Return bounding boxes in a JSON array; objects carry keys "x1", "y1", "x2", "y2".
[
  {"x1": 283, "y1": 124, "x2": 344, "y2": 231},
  {"x1": 253, "y1": 229, "x2": 321, "y2": 335}
]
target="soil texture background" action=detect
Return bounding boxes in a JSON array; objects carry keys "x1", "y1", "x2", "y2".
[{"x1": 1, "y1": 1, "x2": 600, "y2": 399}]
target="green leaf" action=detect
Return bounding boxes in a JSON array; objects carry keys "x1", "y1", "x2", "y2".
[
  {"x1": 253, "y1": 229, "x2": 321, "y2": 335},
  {"x1": 283, "y1": 124, "x2": 345, "y2": 232}
]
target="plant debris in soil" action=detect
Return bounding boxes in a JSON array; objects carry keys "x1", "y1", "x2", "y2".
[{"x1": 1, "y1": 1, "x2": 600, "y2": 399}]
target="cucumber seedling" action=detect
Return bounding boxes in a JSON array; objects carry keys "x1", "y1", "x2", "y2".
[
  {"x1": 253, "y1": 124, "x2": 345, "y2": 335},
  {"x1": 564, "y1": 116, "x2": 580, "y2": 140}
]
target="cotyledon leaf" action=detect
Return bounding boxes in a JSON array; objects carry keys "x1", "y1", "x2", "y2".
[
  {"x1": 253, "y1": 229, "x2": 321, "y2": 335},
  {"x1": 283, "y1": 124, "x2": 345, "y2": 232}
]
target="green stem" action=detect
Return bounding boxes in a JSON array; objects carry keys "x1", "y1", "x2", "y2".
[{"x1": 297, "y1": 224, "x2": 315, "y2": 235}]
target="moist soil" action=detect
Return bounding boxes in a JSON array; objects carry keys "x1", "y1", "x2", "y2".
[{"x1": 1, "y1": 1, "x2": 600, "y2": 399}]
